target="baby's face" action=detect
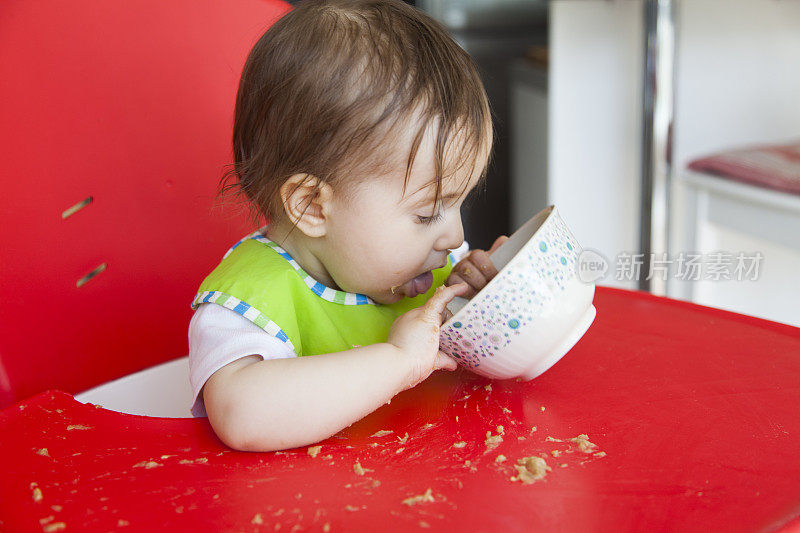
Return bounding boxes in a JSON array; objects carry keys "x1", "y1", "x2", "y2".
[{"x1": 319, "y1": 124, "x2": 487, "y2": 305}]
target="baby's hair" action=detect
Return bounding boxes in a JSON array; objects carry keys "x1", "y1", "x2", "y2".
[{"x1": 220, "y1": 0, "x2": 493, "y2": 225}]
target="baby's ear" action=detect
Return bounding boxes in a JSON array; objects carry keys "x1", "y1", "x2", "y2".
[{"x1": 279, "y1": 173, "x2": 333, "y2": 238}]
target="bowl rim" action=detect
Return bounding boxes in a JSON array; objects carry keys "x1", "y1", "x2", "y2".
[{"x1": 441, "y1": 204, "x2": 562, "y2": 331}]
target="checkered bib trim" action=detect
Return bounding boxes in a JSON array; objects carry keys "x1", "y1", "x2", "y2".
[
  {"x1": 192, "y1": 290, "x2": 297, "y2": 353},
  {"x1": 226, "y1": 228, "x2": 377, "y2": 305}
]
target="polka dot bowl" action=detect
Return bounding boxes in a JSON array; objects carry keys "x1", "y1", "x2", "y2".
[{"x1": 440, "y1": 205, "x2": 596, "y2": 380}]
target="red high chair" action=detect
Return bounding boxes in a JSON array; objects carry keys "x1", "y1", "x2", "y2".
[
  {"x1": 2, "y1": 1, "x2": 800, "y2": 532},
  {"x1": 0, "y1": 0, "x2": 289, "y2": 414}
]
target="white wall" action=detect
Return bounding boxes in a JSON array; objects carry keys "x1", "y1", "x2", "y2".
[
  {"x1": 549, "y1": 0, "x2": 643, "y2": 290},
  {"x1": 549, "y1": 0, "x2": 800, "y2": 300},
  {"x1": 671, "y1": 0, "x2": 800, "y2": 170}
]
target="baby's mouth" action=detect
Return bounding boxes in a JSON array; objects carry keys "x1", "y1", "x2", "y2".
[{"x1": 394, "y1": 270, "x2": 434, "y2": 299}]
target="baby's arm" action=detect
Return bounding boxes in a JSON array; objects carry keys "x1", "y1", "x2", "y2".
[{"x1": 202, "y1": 283, "x2": 468, "y2": 452}]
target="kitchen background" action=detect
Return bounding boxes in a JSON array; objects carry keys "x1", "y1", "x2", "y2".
[{"x1": 408, "y1": 0, "x2": 800, "y2": 328}]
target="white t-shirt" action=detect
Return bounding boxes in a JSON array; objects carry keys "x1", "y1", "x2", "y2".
[{"x1": 188, "y1": 241, "x2": 470, "y2": 417}]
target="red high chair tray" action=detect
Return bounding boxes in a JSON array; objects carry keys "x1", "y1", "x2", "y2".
[{"x1": 1, "y1": 286, "x2": 799, "y2": 532}]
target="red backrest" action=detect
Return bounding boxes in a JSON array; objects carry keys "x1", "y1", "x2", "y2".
[{"x1": 0, "y1": 0, "x2": 290, "y2": 408}]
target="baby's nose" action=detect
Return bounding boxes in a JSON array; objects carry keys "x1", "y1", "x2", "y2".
[{"x1": 434, "y1": 212, "x2": 464, "y2": 251}]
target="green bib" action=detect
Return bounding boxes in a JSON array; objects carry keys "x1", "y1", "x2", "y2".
[{"x1": 192, "y1": 231, "x2": 454, "y2": 356}]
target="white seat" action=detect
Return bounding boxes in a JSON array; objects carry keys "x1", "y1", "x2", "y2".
[{"x1": 74, "y1": 356, "x2": 194, "y2": 418}]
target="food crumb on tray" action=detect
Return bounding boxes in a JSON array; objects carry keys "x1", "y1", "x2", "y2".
[
  {"x1": 510, "y1": 456, "x2": 551, "y2": 484},
  {"x1": 569, "y1": 434, "x2": 598, "y2": 453},
  {"x1": 307, "y1": 446, "x2": 322, "y2": 458},
  {"x1": 485, "y1": 431, "x2": 503, "y2": 451},
  {"x1": 133, "y1": 460, "x2": 162, "y2": 469},
  {"x1": 30, "y1": 482, "x2": 43, "y2": 502},
  {"x1": 353, "y1": 461, "x2": 373, "y2": 476},
  {"x1": 402, "y1": 488, "x2": 435, "y2": 506}
]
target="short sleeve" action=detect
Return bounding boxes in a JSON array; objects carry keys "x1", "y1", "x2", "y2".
[{"x1": 188, "y1": 303, "x2": 296, "y2": 417}]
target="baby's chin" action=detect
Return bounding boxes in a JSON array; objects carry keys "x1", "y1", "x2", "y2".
[
  {"x1": 346, "y1": 276, "x2": 429, "y2": 305},
  {"x1": 335, "y1": 283, "x2": 400, "y2": 305},
  {"x1": 370, "y1": 290, "x2": 405, "y2": 305}
]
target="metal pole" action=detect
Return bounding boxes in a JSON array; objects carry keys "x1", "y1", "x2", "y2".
[{"x1": 640, "y1": 0, "x2": 676, "y2": 295}]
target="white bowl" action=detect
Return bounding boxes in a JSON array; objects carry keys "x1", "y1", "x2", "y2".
[{"x1": 440, "y1": 205, "x2": 596, "y2": 380}]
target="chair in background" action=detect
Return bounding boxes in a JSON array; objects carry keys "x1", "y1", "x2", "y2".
[{"x1": 676, "y1": 142, "x2": 800, "y2": 327}]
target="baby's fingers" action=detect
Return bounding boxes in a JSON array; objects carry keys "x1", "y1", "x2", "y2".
[
  {"x1": 434, "y1": 351, "x2": 458, "y2": 371},
  {"x1": 452, "y1": 256, "x2": 488, "y2": 291},
  {"x1": 424, "y1": 283, "x2": 468, "y2": 323},
  {"x1": 466, "y1": 250, "x2": 499, "y2": 281},
  {"x1": 489, "y1": 235, "x2": 510, "y2": 254},
  {"x1": 445, "y1": 272, "x2": 477, "y2": 299}
]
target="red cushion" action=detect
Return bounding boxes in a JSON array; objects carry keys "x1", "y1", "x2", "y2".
[
  {"x1": 0, "y1": 0, "x2": 290, "y2": 408},
  {"x1": 688, "y1": 141, "x2": 800, "y2": 195}
]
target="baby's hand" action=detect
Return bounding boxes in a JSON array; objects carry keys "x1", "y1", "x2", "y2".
[
  {"x1": 388, "y1": 282, "x2": 469, "y2": 389},
  {"x1": 445, "y1": 235, "x2": 509, "y2": 298}
]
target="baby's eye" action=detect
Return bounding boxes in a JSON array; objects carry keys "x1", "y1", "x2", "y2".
[{"x1": 416, "y1": 212, "x2": 444, "y2": 226}]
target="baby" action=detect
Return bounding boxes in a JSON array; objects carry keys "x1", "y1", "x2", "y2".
[{"x1": 189, "y1": 0, "x2": 507, "y2": 451}]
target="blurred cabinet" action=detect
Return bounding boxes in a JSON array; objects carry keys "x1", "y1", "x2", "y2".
[
  {"x1": 509, "y1": 59, "x2": 549, "y2": 230},
  {"x1": 678, "y1": 171, "x2": 800, "y2": 327}
]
